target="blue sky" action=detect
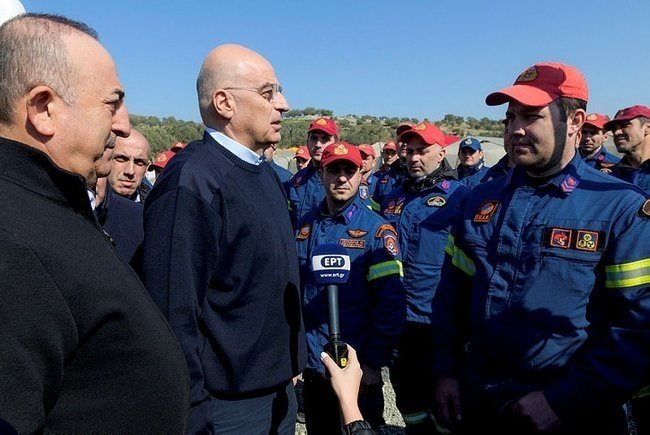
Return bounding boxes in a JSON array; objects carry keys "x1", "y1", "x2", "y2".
[{"x1": 22, "y1": 0, "x2": 650, "y2": 123}]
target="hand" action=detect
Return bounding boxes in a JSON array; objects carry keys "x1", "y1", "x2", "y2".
[
  {"x1": 512, "y1": 390, "x2": 560, "y2": 432},
  {"x1": 360, "y1": 364, "x2": 382, "y2": 387},
  {"x1": 321, "y1": 345, "x2": 364, "y2": 425},
  {"x1": 434, "y1": 377, "x2": 462, "y2": 430}
]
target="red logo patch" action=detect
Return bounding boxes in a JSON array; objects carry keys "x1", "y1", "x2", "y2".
[
  {"x1": 473, "y1": 200, "x2": 499, "y2": 223},
  {"x1": 550, "y1": 228, "x2": 572, "y2": 249},
  {"x1": 296, "y1": 224, "x2": 311, "y2": 241}
]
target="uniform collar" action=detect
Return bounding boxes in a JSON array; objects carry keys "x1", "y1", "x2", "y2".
[
  {"x1": 504, "y1": 152, "x2": 585, "y2": 196},
  {"x1": 319, "y1": 195, "x2": 362, "y2": 224},
  {"x1": 616, "y1": 155, "x2": 650, "y2": 170}
]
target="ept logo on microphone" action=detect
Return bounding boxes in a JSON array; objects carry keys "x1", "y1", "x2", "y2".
[{"x1": 311, "y1": 244, "x2": 351, "y2": 284}]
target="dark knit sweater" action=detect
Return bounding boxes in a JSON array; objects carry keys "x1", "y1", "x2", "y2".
[
  {"x1": 0, "y1": 137, "x2": 189, "y2": 433},
  {"x1": 142, "y1": 132, "x2": 306, "y2": 433}
]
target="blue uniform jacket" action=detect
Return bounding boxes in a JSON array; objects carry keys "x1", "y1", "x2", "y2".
[
  {"x1": 288, "y1": 164, "x2": 324, "y2": 227},
  {"x1": 432, "y1": 153, "x2": 650, "y2": 419},
  {"x1": 371, "y1": 164, "x2": 404, "y2": 205},
  {"x1": 457, "y1": 162, "x2": 491, "y2": 190},
  {"x1": 611, "y1": 157, "x2": 650, "y2": 195},
  {"x1": 481, "y1": 155, "x2": 511, "y2": 182},
  {"x1": 270, "y1": 160, "x2": 293, "y2": 192},
  {"x1": 381, "y1": 178, "x2": 469, "y2": 324},
  {"x1": 296, "y1": 196, "x2": 405, "y2": 372},
  {"x1": 582, "y1": 146, "x2": 620, "y2": 169}
]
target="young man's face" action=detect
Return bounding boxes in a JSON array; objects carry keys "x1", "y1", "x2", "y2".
[
  {"x1": 503, "y1": 100, "x2": 570, "y2": 175},
  {"x1": 321, "y1": 161, "x2": 361, "y2": 205},
  {"x1": 611, "y1": 118, "x2": 648, "y2": 154},
  {"x1": 458, "y1": 147, "x2": 484, "y2": 167},
  {"x1": 579, "y1": 125, "x2": 607, "y2": 154},
  {"x1": 307, "y1": 131, "x2": 336, "y2": 163}
]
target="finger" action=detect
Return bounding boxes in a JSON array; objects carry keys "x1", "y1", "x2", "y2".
[{"x1": 320, "y1": 351, "x2": 338, "y2": 374}]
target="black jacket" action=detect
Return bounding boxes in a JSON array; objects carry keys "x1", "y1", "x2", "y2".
[{"x1": 0, "y1": 137, "x2": 189, "y2": 433}]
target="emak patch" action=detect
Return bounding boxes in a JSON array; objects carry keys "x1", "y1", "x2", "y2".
[
  {"x1": 340, "y1": 238, "x2": 366, "y2": 249},
  {"x1": 347, "y1": 229, "x2": 368, "y2": 238},
  {"x1": 296, "y1": 224, "x2": 311, "y2": 241},
  {"x1": 382, "y1": 231, "x2": 399, "y2": 257},
  {"x1": 426, "y1": 196, "x2": 446, "y2": 207},
  {"x1": 473, "y1": 200, "x2": 499, "y2": 223},
  {"x1": 375, "y1": 223, "x2": 396, "y2": 238}
]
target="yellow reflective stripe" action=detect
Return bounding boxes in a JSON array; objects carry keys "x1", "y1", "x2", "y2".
[
  {"x1": 446, "y1": 234, "x2": 476, "y2": 277},
  {"x1": 605, "y1": 258, "x2": 650, "y2": 288},
  {"x1": 634, "y1": 384, "x2": 650, "y2": 399},
  {"x1": 367, "y1": 260, "x2": 403, "y2": 281}
]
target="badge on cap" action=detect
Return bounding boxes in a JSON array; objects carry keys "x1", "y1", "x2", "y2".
[
  {"x1": 333, "y1": 144, "x2": 348, "y2": 155},
  {"x1": 464, "y1": 138, "x2": 473, "y2": 145},
  {"x1": 296, "y1": 224, "x2": 311, "y2": 241},
  {"x1": 516, "y1": 66, "x2": 538, "y2": 83},
  {"x1": 426, "y1": 196, "x2": 446, "y2": 207},
  {"x1": 316, "y1": 118, "x2": 328, "y2": 125},
  {"x1": 414, "y1": 123, "x2": 427, "y2": 130},
  {"x1": 587, "y1": 114, "x2": 598, "y2": 121},
  {"x1": 473, "y1": 200, "x2": 499, "y2": 223},
  {"x1": 560, "y1": 175, "x2": 579, "y2": 193}
]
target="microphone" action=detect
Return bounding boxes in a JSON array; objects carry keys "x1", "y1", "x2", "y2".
[{"x1": 311, "y1": 243, "x2": 351, "y2": 368}]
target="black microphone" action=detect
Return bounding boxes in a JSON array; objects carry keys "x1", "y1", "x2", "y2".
[{"x1": 311, "y1": 243, "x2": 351, "y2": 368}]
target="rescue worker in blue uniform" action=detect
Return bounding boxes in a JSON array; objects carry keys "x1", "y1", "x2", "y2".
[
  {"x1": 432, "y1": 62, "x2": 650, "y2": 435},
  {"x1": 288, "y1": 117, "x2": 339, "y2": 227},
  {"x1": 372, "y1": 124, "x2": 412, "y2": 205},
  {"x1": 604, "y1": 105, "x2": 650, "y2": 195},
  {"x1": 579, "y1": 112, "x2": 619, "y2": 170},
  {"x1": 296, "y1": 142, "x2": 405, "y2": 434},
  {"x1": 359, "y1": 143, "x2": 381, "y2": 211},
  {"x1": 380, "y1": 122, "x2": 469, "y2": 434},
  {"x1": 456, "y1": 137, "x2": 490, "y2": 189}
]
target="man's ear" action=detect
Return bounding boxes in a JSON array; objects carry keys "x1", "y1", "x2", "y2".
[
  {"x1": 438, "y1": 147, "x2": 446, "y2": 162},
  {"x1": 568, "y1": 109, "x2": 586, "y2": 136},
  {"x1": 213, "y1": 89, "x2": 234, "y2": 120},
  {"x1": 25, "y1": 86, "x2": 58, "y2": 137}
]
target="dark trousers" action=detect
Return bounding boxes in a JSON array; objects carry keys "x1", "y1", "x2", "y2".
[
  {"x1": 390, "y1": 322, "x2": 439, "y2": 433},
  {"x1": 211, "y1": 380, "x2": 297, "y2": 434},
  {"x1": 303, "y1": 369, "x2": 385, "y2": 435}
]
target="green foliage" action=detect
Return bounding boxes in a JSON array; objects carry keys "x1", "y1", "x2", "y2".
[{"x1": 129, "y1": 108, "x2": 505, "y2": 155}]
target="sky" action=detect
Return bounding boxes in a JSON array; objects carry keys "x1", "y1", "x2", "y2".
[{"x1": 18, "y1": 0, "x2": 650, "y2": 124}]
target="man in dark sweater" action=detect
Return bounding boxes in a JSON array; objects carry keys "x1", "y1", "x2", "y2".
[
  {"x1": 141, "y1": 44, "x2": 306, "y2": 434},
  {"x1": 0, "y1": 14, "x2": 189, "y2": 433}
]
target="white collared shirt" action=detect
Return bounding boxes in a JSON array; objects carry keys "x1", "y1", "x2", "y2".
[{"x1": 206, "y1": 128, "x2": 263, "y2": 166}]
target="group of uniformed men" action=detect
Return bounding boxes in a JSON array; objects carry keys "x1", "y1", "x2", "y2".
[{"x1": 279, "y1": 62, "x2": 650, "y2": 434}]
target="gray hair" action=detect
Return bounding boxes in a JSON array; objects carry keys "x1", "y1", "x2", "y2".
[{"x1": 0, "y1": 13, "x2": 97, "y2": 124}]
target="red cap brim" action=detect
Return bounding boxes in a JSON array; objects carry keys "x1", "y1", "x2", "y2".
[{"x1": 486, "y1": 84, "x2": 558, "y2": 107}]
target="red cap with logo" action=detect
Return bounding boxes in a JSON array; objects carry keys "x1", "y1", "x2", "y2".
[
  {"x1": 358, "y1": 143, "x2": 376, "y2": 158},
  {"x1": 383, "y1": 141, "x2": 397, "y2": 152},
  {"x1": 398, "y1": 122, "x2": 447, "y2": 148},
  {"x1": 170, "y1": 142, "x2": 187, "y2": 152},
  {"x1": 604, "y1": 105, "x2": 650, "y2": 131},
  {"x1": 308, "y1": 117, "x2": 339, "y2": 137},
  {"x1": 321, "y1": 142, "x2": 362, "y2": 168},
  {"x1": 294, "y1": 145, "x2": 310, "y2": 160},
  {"x1": 486, "y1": 62, "x2": 588, "y2": 107},
  {"x1": 396, "y1": 123, "x2": 413, "y2": 137},
  {"x1": 149, "y1": 150, "x2": 176, "y2": 171},
  {"x1": 583, "y1": 113, "x2": 610, "y2": 130}
]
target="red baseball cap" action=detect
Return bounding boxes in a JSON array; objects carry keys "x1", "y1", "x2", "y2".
[
  {"x1": 383, "y1": 141, "x2": 397, "y2": 152},
  {"x1": 486, "y1": 62, "x2": 588, "y2": 107},
  {"x1": 321, "y1": 142, "x2": 362, "y2": 168},
  {"x1": 398, "y1": 122, "x2": 447, "y2": 148},
  {"x1": 308, "y1": 117, "x2": 339, "y2": 137},
  {"x1": 396, "y1": 123, "x2": 413, "y2": 137},
  {"x1": 604, "y1": 105, "x2": 650, "y2": 131},
  {"x1": 358, "y1": 143, "x2": 376, "y2": 158},
  {"x1": 294, "y1": 145, "x2": 310, "y2": 160},
  {"x1": 583, "y1": 113, "x2": 610, "y2": 130},
  {"x1": 149, "y1": 150, "x2": 176, "y2": 171}
]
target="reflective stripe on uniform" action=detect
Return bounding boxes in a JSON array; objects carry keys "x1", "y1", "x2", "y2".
[
  {"x1": 445, "y1": 235, "x2": 476, "y2": 277},
  {"x1": 633, "y1": 384, "x2": 650, "y2": 399},
  {"x1": 367, "y1": 260, "x2": 403, "y2": 281},
  {"x1": 605, "y1": 258, "x2": 650, "y2": 288}
]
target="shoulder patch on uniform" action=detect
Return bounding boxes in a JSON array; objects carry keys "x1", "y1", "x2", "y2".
[
  {"x1": 426, "y1": 195, "x2": 446, "y2": 207},
  {"x1": 296, "y1": 224, "x2": 311, "y2": 240},
  {"x1": 359, "y1": 184, "x2": 369, "y2": 200},
  {"x1": 375, "y1": 223, "x2": 396, "y2": 238},
  {"x1": 382, "y1": 231, "x2": 399, "y2": 257},
  {"x1": 473, "y1": 200, "x2": 499, "y2": 223},
  {"x1": 560, "y1": 175, "x2": 579, "y2": 194},
  {"x1": 340, "y1": 238, "x2": 366, "y2": 249},
  {"x1": 641, "y1": 199, "x2": 650, "y2": 218},
  {"x1": 347, "y1": 229, "x2": 368, "y2": 238}
]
